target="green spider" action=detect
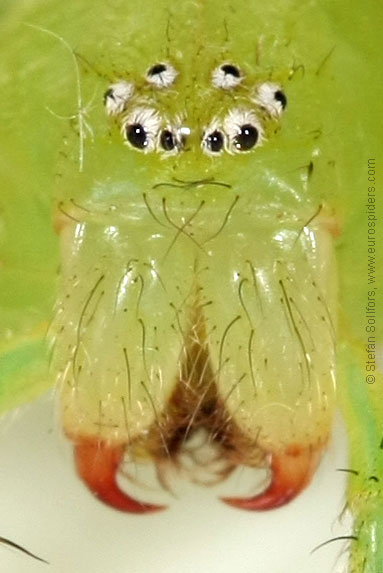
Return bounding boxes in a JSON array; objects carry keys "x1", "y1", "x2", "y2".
[{"x1": 0, "y1": 1, "x2": 381, "y2": 571}]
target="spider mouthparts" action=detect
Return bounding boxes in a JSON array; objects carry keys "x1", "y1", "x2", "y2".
[
  {"x1": 74, "y1": 438, "x2": 166, "y2": 513},
  {"x1": 221, "y1": 443, "x2": 324, "y2": 510}
]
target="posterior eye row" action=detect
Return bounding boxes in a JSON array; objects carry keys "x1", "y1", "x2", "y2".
[{"x1": 103, "y1": 64, "x2": 287, "y2": 155}]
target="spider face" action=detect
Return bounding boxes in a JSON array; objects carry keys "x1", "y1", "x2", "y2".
[{"x1": 103, "y1": 62, "x2": 287, "y2": 158}]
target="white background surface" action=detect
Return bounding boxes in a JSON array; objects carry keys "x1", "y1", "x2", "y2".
[{"x1": 0, "y1": 393, "x2": 351, "y2": 573}]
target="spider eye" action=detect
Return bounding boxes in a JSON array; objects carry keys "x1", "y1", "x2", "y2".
[
  {"x1": 254, "y1": 83, "x2": 287, "y2": 117},
  {"x1": 103, "y1": 81, "x2": 134, "y2": 116},
  {"x1": 212, "y1": 63, "x2": 242, "y2": 89},
  {"x1": 125, "y1": 123, "x2": 148, "y2": 149},
  {"x1": 122, "y1": 107, "x2": 161, "y2": 152},
  {"x1": 220, "y1": 64, "x2": 240, "y2": 78},
  {"x1": 146, "y1": 62, "x2": 178, "y2": 88},
  {"x1": 147, "y1": 63, "x2": 167, "y2": 76},
  {"x1": 206, "y1": 130, "x2": 224, "y2": 153},
  {"x1": 103, "y1": 87, "x2": 114, "y2": 103},
  {"x1": 160, "y1": 129, "x2": 176, "y2": 151},
  {"x1": 274, "y1": 89, "x2": 287, "y2": 110},
  {"x1": 233, "y1": 124, "x2": 258, "y2": 151}
]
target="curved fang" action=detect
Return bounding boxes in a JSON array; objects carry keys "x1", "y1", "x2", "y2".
[
  {"x1": 222, "y1": 444, "x2": 323, "y2": 511},
  {"x1": 74, "y1": 439, "x2": 166, "y2": 513}
]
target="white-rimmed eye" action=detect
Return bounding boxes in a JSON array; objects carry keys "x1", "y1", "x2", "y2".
[
  {"x1": 103, "y1": 81, "x2": 134, "y2": 116},
  {"x1": 212, "y1": 63, "x2": 242, "y2": 89},
  {"x1": 224, "y1": 109, "x2": 263, "y2": 153},
  {"x1": 146, "y1": 62, "x2": 178, "y2": 88},
  {"x1": 254, "y1": 82, "x2": 287, "y2": 117},
  {"x1": 122, "y1": 107, "x2": 161, "y2": 152}
]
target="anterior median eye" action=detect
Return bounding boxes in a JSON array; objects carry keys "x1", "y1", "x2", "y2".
[
  {"x1": 125, "y1": 123, "x2": 148, "y2": 149},
  {"x1": 160, "y1": 129, "x2": 176, "y2": 151},
  {"x1": 201, "y1": 124, "x2": 226, "y2": 155},
  {"x1": 233, "y1": 124, "x2": 259, "y2": 151},
  {"x1": 206, "y1": 130, "x2": 224, "y2": 153}
]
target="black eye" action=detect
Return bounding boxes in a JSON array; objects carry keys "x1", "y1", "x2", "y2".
[
  {"x1": 221, "y1": 64, "x2": 240, "y2": 78},
  {"x1": 160, "y1": 129, "x2": 176, "y2": 151},
  {"x1": 126, "y1": 123, "x2": 147, "y2": 149},
  {"x1": 147, "y1": 63, "x2": 167, "y2": 77},
  {"x1": 206, "y1": 130, "x2": 224, "y2": 152},
  {"x1": 233, "y1": 124, "x2": 258, "y2": 151},
  {"x1": 274, "y1": 89, "x2": 287, "y2": 109}
]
